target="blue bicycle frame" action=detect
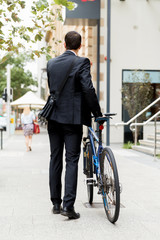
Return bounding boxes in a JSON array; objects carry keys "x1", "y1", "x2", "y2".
[
  {"x1": 84, "y1": 114, "x2": 120, "y2": 223},
  {"x1": 88, "y1": 126, "x2": 110, "y2": 210},
  {"x1": 88, "y1": 127, "x2": 103, "y2": 178}
]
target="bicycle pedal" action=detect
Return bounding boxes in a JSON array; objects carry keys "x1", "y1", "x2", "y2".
[
  {"x1": 83, "y1": 137, "x2": 87, "y2": 141},
  {"x1": 85, "y1": 178, "x2": 95, "y2": 185},
  {"x1": 97, "y1": 189, "x2": 102, "y2": 194},
  {"x1": 83, "y1": 169, "x2": 88, "y2": 175}
]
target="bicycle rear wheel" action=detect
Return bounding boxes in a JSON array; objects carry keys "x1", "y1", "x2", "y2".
[
  {"x1": 86, "y1": 144, "x2": 93, "y2": 204},
  {"x1": 100, "y1": 147, "x2": 120, "y2": 223}
]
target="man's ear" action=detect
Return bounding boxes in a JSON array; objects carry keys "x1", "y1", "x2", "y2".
[
  {"x1": 64, "y1": 42, "x2": 66, "y2": 49},
  {"x1": 79, "y1": 44, "x2": 82, "y2": 50}
]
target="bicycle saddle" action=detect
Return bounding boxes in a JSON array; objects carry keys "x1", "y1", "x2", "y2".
[
  {"x1": 95, "y1": 116, "x2": 109, "y2": 123},
  {"x1": 95, "y1": 113, "x2": 117, "y2": 123}
]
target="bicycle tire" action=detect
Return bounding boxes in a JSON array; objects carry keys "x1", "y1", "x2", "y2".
[
  {"x1": 100, "y1": 147, "x2": 120, "y2": 223},
  {"x1": 86, "y1": 144, "x2": 93, "y2": 204}
]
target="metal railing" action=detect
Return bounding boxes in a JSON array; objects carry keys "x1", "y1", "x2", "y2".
[
  {"x1": 130, "y1": 111, "x2": 160, "y2": 159},
  {"x1": 115, "y1": 96, "x2": 160, "y2": 157}
]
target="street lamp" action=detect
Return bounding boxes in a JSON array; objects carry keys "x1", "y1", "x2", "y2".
[
  {"x1": 6, "y1": 64, "x2": 11, "y2": 136},
  {"x1": 106, "y1": 0, "x2": 111, "y2": 146},
  {"x1": 40, "y1": 68, "x2": 47, "y2": 99}
]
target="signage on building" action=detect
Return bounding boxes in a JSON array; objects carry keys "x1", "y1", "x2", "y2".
[{"x1": 66, "y1": 0, "x2": 100, "y2": 20}]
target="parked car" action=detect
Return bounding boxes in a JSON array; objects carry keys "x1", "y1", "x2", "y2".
[{"x1": 0, "y1": 116, "x2": 7, "y2": 130}]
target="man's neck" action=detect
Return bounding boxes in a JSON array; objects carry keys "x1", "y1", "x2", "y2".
[{"x1": 67, "y1": 49, "x2": 78, "y2": 56}]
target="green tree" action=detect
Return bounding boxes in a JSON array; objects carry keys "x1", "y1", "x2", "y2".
[
  {"x1": 0, "y1": 0, "x2": 75, "y2": 64},
  {"x1": 122, "y1": 70, "x2": 154, "y2": 141},
  {"x1": 0, "y1": 54, "x2": 37, "y2": 100}
]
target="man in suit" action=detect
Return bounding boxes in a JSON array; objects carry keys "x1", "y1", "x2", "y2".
[{"x1": 47, "y1": 31, "x2": 102, "y2": 219}]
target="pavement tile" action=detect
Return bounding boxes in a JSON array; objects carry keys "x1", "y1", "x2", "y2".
[{"x1": 1, "y1": 129, "x2": 160, "y2": 240}]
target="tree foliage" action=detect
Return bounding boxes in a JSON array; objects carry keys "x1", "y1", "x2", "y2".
[
  {"x1": 0, "y1": 54, "x2": 38, "y2": 100},
  {"x1": 0, "y1": 0, "x2": 75, "y2": 64},
  {"x1": 122, "y1": 71, "x2": 154, "y2": 141}
]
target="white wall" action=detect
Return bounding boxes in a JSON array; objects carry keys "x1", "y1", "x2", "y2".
[{"x1": 101, "y1": 0, "x2": 160, "y2": 143}]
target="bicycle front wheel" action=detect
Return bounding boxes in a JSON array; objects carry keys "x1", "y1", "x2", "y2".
[{"x1": 100, "y1": 147, "x2": 120, "y2": 223}]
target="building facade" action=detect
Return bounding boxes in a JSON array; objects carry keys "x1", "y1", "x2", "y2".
[{"x1": 44, "y1": 0, "x2": 160, "y2": 144}]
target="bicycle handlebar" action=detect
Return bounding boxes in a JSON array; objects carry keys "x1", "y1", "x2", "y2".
[
  {"x1": 104, "y1": 113, "x2": 117, "y2": 117},
  {"x1": 91, "y1": 113, "x2": 117, "y2": 119}
]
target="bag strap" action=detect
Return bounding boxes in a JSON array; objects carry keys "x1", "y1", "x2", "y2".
[{"x1": 56, "y1": 57, "x2": 77, "y2": 96}]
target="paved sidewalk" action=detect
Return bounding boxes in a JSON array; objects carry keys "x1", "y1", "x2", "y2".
[{"x1": 0, "y1": 128, "x2": 160, "y2": 240}]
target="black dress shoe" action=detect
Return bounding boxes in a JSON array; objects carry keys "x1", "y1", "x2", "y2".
[
  {"x1": 61, "y1": 207, "x2": 80, "y2": 219},
  {"x1": 52, "y1": 204, "x2": 61, "y2": 214}
]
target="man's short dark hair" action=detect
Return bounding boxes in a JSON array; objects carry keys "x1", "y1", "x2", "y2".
[{"x1": 65, "y1": 31, "x2": 81, "y2": 50}]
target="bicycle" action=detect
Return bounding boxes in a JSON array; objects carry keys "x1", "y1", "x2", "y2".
[{"x1": 83, "y1": 113, "x2": 120, "y2": 223}]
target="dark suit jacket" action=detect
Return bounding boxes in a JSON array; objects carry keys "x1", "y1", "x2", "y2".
[{"x1": 47, "y1": 51, "x2": 102, "y2": 127}]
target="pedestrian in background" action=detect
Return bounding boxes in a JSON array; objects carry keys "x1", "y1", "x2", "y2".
[
  {"x1": 47, "y1": 31, "x2": 102, "y2": 219},
  {"x1": 21, "y1": 106, "x2": 35, "y2": 152}
]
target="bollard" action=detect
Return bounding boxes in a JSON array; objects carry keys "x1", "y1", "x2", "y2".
[{"x1": 0, "y1": 126, "x2": 3, "y2": 150}]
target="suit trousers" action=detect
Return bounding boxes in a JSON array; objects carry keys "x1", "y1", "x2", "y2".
[{"x1": 48, "y1": 120, "x2": 83, "y2": 208}]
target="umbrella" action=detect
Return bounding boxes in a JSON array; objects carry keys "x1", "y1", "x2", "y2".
[{"x1": 11, "y1": 91, "x2": 46, "y2": 109}]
